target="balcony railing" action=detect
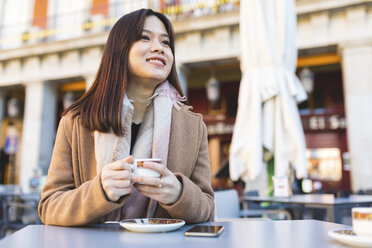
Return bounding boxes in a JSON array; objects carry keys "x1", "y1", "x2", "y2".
[
  {"x1": 162, "y1": 0, "x2": 239, "y2": 21},
  {"x1": 0, "y1": 0, "x2": 240, "y2": 50}
]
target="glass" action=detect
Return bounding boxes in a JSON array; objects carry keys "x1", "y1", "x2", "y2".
[{"x1": 306, "y1": 148, "x2": 342, "y2": 181}]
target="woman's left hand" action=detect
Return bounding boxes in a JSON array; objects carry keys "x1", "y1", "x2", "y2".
[{"x1": 131, "y1": 162, "x2": 182, "y2": 205}]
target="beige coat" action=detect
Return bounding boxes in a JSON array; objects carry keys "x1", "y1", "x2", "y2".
[{"x1": 38, "y1": 106, "x2": 214, "y2": 226}]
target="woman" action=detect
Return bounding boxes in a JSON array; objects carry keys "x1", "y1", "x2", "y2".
[{"x1": 38, "y1": 9, "x2": 214, "y2": 226}]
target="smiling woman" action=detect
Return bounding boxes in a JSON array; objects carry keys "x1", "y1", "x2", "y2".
[
  {"x1": 128, "y1": 16, "x2": 174, "y2": 88},
  {"x1": 38, "y1": 9, "x2": 215, "y2": 227}
]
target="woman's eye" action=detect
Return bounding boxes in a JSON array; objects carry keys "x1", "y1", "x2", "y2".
[
  {"x1": 141, "y1": 35, "x2": 150, "y2": 40},
  {"x1": 162, "y1": 40, "x2": 170, "y2": 46}
]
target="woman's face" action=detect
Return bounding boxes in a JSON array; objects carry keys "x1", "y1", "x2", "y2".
[{"x1": 128, "y1": 15, "x2": 174, "y2": 88}]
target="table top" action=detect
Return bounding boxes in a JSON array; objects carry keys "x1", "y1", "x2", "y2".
[
  {"x1": 241, "y1": 194, "x2": 372, "y2": 206},
  {"x1": 0, "y1": 220, "x2": 350, "y2": 248}
]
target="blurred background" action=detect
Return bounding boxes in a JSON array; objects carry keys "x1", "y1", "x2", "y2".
[{"x1": 0, "y1": 0, "x2": 371, "y2": 199}]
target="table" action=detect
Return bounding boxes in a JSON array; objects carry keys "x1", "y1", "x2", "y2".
[
  {"x1": 0, "y1": 220, "x2": 350, "y2": 248},
  {"x1": 241, "y1": 194, "x2": 372, "y2": 223}
]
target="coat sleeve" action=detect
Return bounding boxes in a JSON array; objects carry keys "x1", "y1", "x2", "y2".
[
  {"x1": 159, "y1": 120, "x2": 215, "y2": 223},
  {"x1": 38, "y1": 115, "x2": 127, "y2": 226}
]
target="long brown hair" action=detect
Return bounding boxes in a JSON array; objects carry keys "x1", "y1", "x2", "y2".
[{"x1": 63, "y1": 9, "x2": 184, "y2": 136}]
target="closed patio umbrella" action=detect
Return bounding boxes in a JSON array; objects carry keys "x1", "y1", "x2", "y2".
[{"x1": 229, "y1": 0, "x2": 307, "y2": 184}]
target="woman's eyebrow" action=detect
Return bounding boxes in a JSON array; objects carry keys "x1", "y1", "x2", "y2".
[{"x1": 142, "y1": 29, "x2": 169, "y2": 38}]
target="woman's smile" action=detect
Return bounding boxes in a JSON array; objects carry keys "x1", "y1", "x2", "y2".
[{"x1": 146, "y1": 56, "x2": 166, "y2": 66}]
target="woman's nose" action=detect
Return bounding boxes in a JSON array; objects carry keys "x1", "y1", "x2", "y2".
[{"x1": 150, "y1": 40, "x2": 164, "y2": 54}]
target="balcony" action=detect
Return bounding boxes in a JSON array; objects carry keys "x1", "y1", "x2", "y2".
[{"x1": 0, "y1": 0, "x2": 240, "y2": 50}]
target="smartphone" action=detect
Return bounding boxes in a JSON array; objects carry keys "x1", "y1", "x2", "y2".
[{"x1": 184, "y1": 225, "x2": 224, "y2": 237}]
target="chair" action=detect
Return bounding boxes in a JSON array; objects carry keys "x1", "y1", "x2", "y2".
[
  {"x1": 214, "y1": 189, "x2": 271, "y2": 221},
  {"x1": 242, "y1": 190, "x2": 292, "y2": 220},
  {"x1": 358, "y1": 189, "x2": 372, "y2": 195},
  {"x1": 0, "y1": 185, "x2": 41, "y2": 238}
]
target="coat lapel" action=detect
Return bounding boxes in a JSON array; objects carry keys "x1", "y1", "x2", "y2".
[
  {"x1": 167, "y1": 107, "x2": 201, "y2": 177},
  {"x1": 75, "y1": 116, "x2": 97, "y2": 183}
]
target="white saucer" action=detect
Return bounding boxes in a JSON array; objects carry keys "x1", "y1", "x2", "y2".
[
  {"x1": 328, "y1": 229, "x2": 372, "y2": 247},
  {"x1": 119, "y1": 218, "x2": 185, "y2": 233}
]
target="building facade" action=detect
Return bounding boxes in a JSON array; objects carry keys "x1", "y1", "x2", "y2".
[{"x1": 0, "y1": 0, "x2": 371, "y2": 193}]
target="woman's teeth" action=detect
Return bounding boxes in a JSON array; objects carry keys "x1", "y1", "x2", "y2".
[{"x1": 148, "y1": 59, "x2": 164, "y2": 65}]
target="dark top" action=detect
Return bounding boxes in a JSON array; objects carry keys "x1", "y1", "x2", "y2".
[{"x1": 130, "y1": 122, "x2": 141, "y2": 154}]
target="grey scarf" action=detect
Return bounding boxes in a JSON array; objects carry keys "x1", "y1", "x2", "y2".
[{"x1": 94, "y1": 81, "x2": 186, "y2": 221}]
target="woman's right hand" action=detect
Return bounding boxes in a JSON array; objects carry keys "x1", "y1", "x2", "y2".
[{"x1": 101, "y1": 156, "x2": 133, "y2": 202}]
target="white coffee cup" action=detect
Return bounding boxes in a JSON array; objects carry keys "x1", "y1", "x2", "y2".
[
  {"x1": 352, "y1": 207, "x2": 372, "y2": 237},
  {"x1": 131, "y1": 158, "x2": 162, "y2": 178}
]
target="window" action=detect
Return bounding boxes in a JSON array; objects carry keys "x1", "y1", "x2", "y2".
[
  {"x1": 51, "y1": 0, "x2": 90, "y2": 40},
  {"x1": 306, "y1": 148, "x2": 342, "y2": 181},
  {"x1": 1, "y1": 0, "x2": 32, "y2": 49}
]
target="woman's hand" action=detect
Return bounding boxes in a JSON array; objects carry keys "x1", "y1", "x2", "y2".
[
  {"x1": 101, "y1": 156, "x2": 133, "y2": 202},
  {"x1": 132, "y1": 162, "x2": 182, "y2": 205}
]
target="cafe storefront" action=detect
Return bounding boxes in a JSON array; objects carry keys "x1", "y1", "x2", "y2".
[
  {"x1": 297, "y1": 57, "x2": 350, "y2": 192},
  {"x1": 185, "y1": 50, "x2": 351, "y2": 193}
]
